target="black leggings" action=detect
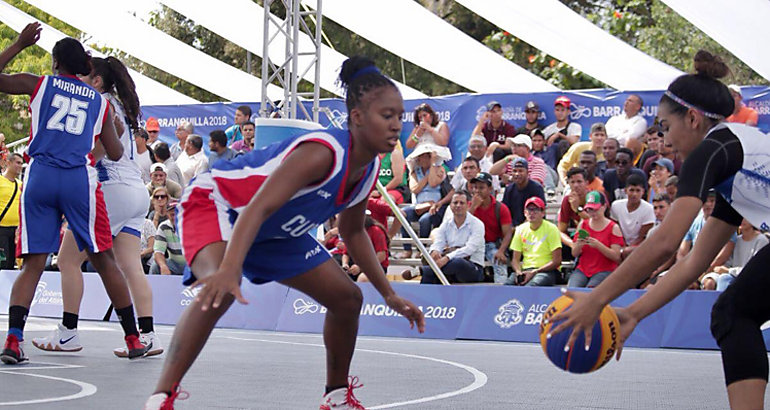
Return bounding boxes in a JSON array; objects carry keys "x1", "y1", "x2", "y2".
[{"x1": 710, "y1": 244, "x2": 770, "y2": 386}]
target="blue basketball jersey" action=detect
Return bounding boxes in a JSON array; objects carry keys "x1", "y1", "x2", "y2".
[
  {"x1": 27, "y1": 75, "x2": 108, "y2": 168},
  {"x1": 209, "y1": 128, "x2": 380, "y2": 241}
]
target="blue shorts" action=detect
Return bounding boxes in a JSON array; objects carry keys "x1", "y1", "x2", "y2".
[
  {"x1": 182, "y1": 233, "x2": 331, "y2": 286},
  {"x1": 19, "y1": 160, "x2": 112, "y2": 256}
]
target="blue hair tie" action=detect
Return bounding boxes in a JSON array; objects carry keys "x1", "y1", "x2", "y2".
[{"x1": 349, "y1": 66, "x2": 381, "y2": 82}]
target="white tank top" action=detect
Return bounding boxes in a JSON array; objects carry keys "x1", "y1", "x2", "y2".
[
  {"x1": 95, "y1": 93, "x2": 144, "y2": 187},
  {"x1": 713, "y1": 122, "x2": 770, "y2": 232}
]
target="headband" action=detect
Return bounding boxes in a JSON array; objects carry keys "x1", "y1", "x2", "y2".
[
  {"x1": 349, "y1": 66, "x2": 381, "y2": 82},
  {"x1": 663, "y1": 90, "x2": 724, "y2": 120}
]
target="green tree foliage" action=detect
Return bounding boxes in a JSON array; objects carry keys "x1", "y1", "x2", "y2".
[{"x1": 480, "y1": 0, "x2": 767, "y2": 89}]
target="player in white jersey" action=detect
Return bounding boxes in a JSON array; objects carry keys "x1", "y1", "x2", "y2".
[
  {"x1": 32, "y1": 56, "x2": 162, "y2": 357},
  {"x1": 550, "y1": 51, "x2": 770, "y2": 410}
]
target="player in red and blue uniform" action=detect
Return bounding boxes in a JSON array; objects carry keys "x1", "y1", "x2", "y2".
[
  {"x1": 0, "y1": 23, "x2": 147, "y2": 365},
  {"x1": 144, "y1": 57, "x2": 425, "y2": 410}
]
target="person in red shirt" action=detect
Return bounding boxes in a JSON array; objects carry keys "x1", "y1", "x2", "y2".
[
  {"x1": 568, "y1": 190, "x2": 625, "y2": 288},
  {"x1": 343, "y1": 214, "x2": 389, "y2": 282},
  {"x1": 471, "y1": 101, "x2": 517, "y2": 162},
  {"x1": 469, "y1": 172, "x2": 513, "y2": 284}
]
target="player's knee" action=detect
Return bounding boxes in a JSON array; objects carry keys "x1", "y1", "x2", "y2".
[{"x1": 331, "y1": 282, "x2": 363, "y2": 316}]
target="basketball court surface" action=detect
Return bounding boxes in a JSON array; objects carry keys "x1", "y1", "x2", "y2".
[{"x1": 1, "y1": 315, "x2": 767, "y2": 409}]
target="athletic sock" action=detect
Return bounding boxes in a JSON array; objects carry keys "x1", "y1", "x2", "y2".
[
  {"x1": 62, "y1": 312, "x2": 79, "y2": 330},
  {"x1": 115, "y1": 305, "x2": 139, "y2": 337},
  {"x1": 325, "y1": 384, "x2": 347, "y2": 395},
  {"x1": 138, "y1": 316, "x2": 154, "y2": 334},
  {"x1": 8, "y1": 305, "x2": 29, "y2": 340}
]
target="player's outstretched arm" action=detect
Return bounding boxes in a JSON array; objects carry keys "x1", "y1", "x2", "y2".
[
  {"x1": 0, "y1": 22, "x2": 41, "y2": 96},
  {"x1": 613, "y1": 216, "x2": 736, "y2": 358},
  {"x1": 339, "y1": 200, "x2": 426, "y2": 333},
  {"x1": 194, "y1": 141, "x2": 334, "y2": 310},
  {"x1": 547, "y1": 196, "x2": 702, "y2": 351}
]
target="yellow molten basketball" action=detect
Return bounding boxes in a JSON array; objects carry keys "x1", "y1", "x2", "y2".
[{"x1": 539, "y1": 295, "x2": 619, "y2": 373}]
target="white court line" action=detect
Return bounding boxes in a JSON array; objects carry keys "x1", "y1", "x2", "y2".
[
  {"x1": 0, "y1": 361, "x2": 84, "y2": 371},
  {"x1": 223, "y1": 336, "x2": 488, "y2": 409},
  {"x1": 0, "y1": 370, "x2": 97, "y2": 406}
]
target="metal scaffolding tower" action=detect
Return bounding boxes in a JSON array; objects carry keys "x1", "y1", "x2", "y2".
[{"x1": 260, "y1": 0, "x2": 322, "y2": 122}]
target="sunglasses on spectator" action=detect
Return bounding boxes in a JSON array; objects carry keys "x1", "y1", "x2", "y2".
[
  {"x1": 154, "y1": 194, "x2": 168, "y2": 199},
  {"x1": 525, "y1": 206, "x2": 542, "y2": 212}
]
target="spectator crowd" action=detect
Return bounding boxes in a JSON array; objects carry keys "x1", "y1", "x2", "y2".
[{"x1": 1, "y1": 94, "x2": 765, "y2": 294}]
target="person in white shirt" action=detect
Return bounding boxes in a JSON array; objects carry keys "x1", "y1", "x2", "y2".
[
  {"x1": 605, "y1": 94, "x2": 647, "y2": 148},
  {"x1": 707, "y1": 219, "x2": 769, "y2": 291},
  {"x1": 419, "y1": 190, "x2": 485, "y2": 284},
  {"x1": 451, "y1": 134, "x2": 499, "y2": 193},
  {"x1": 175, "y1": 134, "x2": 209, "y2": 185},
  {"x1": 133, "y1": 128, "x2": 154, "y2": 184},
  {"x1": 610, "y1": 173, "x2": 655, "y2": 247},
  {"x1": 170, "y1": 121, "x2": 193, "y2": 161}
]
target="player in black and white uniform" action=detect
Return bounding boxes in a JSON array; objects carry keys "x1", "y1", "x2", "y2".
[{"x1": 550, "y1": 50, "x2": 770, "y2": 410}]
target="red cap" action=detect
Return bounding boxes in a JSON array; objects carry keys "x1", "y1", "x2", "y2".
[
  {"x1": 554, "y1": 96, "x2": 571, "y2": 109},
  {"x1": 145, "y1": 117, "x2": 160, "y2": 131},
  {"x1": 524, "y1": 196, "x2": 545, "y2": 210}
]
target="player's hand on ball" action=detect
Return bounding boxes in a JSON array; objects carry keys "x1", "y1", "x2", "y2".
[
  {"x1": 192, "y1": 272, "x2": 249, "y2": 311},
  {"x1": 547, "y1": 288, "x2": 604, "y2": 352},
  {"x1": 386, "y1": 294, "x2": 425, "y2": 333},
  {"x1": 612, "y1": 307, "x2": 638, "y2": 361}
]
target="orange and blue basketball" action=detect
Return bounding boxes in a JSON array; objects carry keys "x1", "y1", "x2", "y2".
[{"x1": 539, "y1": 295, "x2": 619, "y2": 373}]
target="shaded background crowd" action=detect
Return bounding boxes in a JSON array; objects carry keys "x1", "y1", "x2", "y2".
[{"x1": 0, "y1": 91, "x2": 765, "y2": 294}]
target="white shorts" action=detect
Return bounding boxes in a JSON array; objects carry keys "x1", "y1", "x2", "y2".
[{"x1": 101, "y1": 182, "x2": 150, "y2": 237}]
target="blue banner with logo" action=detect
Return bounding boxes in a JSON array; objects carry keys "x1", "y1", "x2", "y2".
[
  {"x1": 142, "y1": 86, "x2": 770, "y2": 169},
  {"x1": 4, "y1": 271, "x2": 770, "y2": 351},
  {"x1": 0, "y1": 271, "x2": 111, "y2": 320}
]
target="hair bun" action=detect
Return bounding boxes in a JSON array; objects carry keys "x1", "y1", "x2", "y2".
[
  {"x1": 693, "y1": 50, "x2": 730, "y2": 79},
  {"x1": 338, "y1": 55, "x2": 377, "y2": 89}
]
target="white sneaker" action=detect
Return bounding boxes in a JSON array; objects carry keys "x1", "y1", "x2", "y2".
[
  {"x1": 319, "y1": 377, "x2": 366, "y2": 409},
  {"x1": 113, "y1": 332, "x2": 163, "y2": 358},
  {"x1": 143, "y1": 393, "x2": 168, "y2": 410},
  {"x1": 31, "y1": 324, "x2": 82, "y2": 352},
  {"x1": 143, "y1": 385, "x2": 188, "y2": 410}
]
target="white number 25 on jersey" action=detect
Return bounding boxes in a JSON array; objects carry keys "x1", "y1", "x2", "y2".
[{"x1": 46, "y1": 94, "x2": 89, "y2": 135}]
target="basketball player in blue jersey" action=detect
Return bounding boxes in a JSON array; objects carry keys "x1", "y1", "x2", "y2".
[
  {"x1": 0, "y1": 23, "x2": 148, "y2": 364},
  {"x1": 32, "y1": 56, "x2": 163, "y2": 358},
  {"x1": 144, "y1": 56, "x2": 426, "y2": 410},
  {"x1": 550, "y1": 51, "x2": 770, "y2": 410}
]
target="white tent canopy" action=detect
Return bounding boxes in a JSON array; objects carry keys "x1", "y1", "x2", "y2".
[
  {"x1": 25, "y1": 0, "x2": 285, "y2": 102},
  {"x1": 300, "y1": 0, "x2": 558, "y2": 93},
  {"x1": 0, "y1": 0, "x2": 198, "y2": 105},
  {"x1": 455, "y1": 0, "x2": 685, "y2": 91},
  {"x1": 158, "y1": 0, "x2": 426, "y2": 99},
  {"x1": 661, "y1": 0, "x2": 770, "y2": 83}
]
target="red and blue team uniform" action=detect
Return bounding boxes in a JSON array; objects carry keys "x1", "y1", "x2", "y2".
[
  {"x1": 178, "y1": 128, "x2": 380, "y2": 285},
  {"x1": 19, "y1": 75, "x2": 112, "y2": 256}
]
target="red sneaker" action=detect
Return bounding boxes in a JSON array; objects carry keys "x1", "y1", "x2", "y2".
[
  {"x1": 1, "y1": 334, "x2": 29, "y2": 365},
  {"x1": 320, "y1": 376, "x2": 366, "y2": 409},
  {"x1": 125, "y1": 334, "x2": 148, "y2": 360}
]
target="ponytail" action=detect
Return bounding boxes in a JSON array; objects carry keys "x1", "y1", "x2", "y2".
[{"x1": 91, "y1": 57, "x2": 141, "y2": 132}]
